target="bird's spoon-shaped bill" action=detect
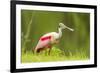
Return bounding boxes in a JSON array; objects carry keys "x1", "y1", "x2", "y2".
[{"x1": 65, "y1": 26, "x2": 74, "y2": 31}]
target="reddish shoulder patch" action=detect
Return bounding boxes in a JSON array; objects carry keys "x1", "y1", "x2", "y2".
[{"x1": 41, "y1": 36, "x2": 51, "y2": 41}]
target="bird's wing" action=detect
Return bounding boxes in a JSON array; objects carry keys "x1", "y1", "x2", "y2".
[{"x1": 35, "y1": 36, "x2": 51, "y2": 50}]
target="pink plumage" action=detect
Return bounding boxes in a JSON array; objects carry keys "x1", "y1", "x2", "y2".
[
  {"x1": 41, "y1": 36, "x2": 51, "y2": 41},
  {"x1": 35, "y1": 36, "x2": 52, "y2": 53}
]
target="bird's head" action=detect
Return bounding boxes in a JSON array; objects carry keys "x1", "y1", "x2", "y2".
[
  {"x1": 59, "y1": 23, "x2": 67, "y2": 29},
  {"x1": 59, "y1": 23, "x2": 74, "y2": 31}
]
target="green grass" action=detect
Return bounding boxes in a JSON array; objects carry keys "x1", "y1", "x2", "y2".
[{"x1": 21, "y1": 47, "x2": 89, "y2": 63}]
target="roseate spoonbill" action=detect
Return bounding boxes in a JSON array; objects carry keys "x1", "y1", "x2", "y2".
[{"x1": 34, "y1": 23, "x2": 74, "y2": 55}]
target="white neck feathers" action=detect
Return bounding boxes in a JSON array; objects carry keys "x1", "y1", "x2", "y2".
[{"x1": 58, "y1": 28, "x2": 62, "y2": 38}]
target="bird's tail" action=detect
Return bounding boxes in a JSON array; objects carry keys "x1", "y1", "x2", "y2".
[
  {"x1": 35, "y1": 48, "x2": 43, "y2": 54},
  {"x1": 33, "y1": 47, "x2": 40, "y2": 54}
]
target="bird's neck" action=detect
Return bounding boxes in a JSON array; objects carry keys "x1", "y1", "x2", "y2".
[{"x1": 58, "y1": 28, "x2": 62, "y2": 38}]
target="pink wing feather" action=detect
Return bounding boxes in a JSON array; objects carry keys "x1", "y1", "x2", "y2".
[{"x1": 35, "y1": 36, "x2": 51, "y2": 52}]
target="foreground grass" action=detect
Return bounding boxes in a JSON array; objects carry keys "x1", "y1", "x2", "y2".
[{"x1": 21, "y1": 47, "x2": 89, "y2": 63}]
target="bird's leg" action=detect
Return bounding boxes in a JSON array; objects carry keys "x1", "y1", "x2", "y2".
[
  {"x1": 48, "y1": 46, "x2": 52, "y2": 55},
  {"x1": 43, "y1": 46, "x2": 48, "y2": 56},
  {"x1": 48, "y1": 48, "x2": 51, "y2": 55},
  {"x1": 45, "y1": 49, "x2": 48, "y2": 56}
]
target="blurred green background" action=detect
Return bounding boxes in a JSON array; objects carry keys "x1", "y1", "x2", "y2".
[{"x1": 21, "y1": 9, "x2": 90, "y2": 63}]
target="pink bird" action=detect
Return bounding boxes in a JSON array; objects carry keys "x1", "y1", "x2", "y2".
[{"x1": 34, "y1": 23, "x2": 74, "y2": 55}]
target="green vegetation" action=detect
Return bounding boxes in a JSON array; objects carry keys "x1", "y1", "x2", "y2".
[
  {"x1": 21, "y1": 10, "x2": 90, "y2": 63},
  {"x1": 22, "y1": 47, "x2": 89, "y2": 63}
]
